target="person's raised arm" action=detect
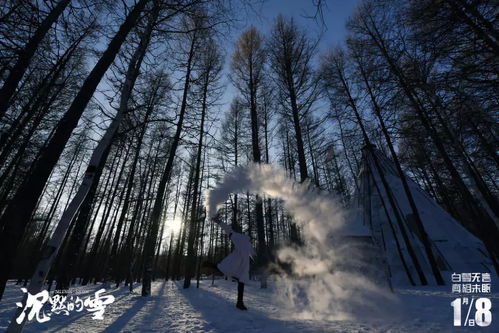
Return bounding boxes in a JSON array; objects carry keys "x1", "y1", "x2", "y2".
[{"x1": 213, "y1": 216, "x2": 233, "y2": 236}]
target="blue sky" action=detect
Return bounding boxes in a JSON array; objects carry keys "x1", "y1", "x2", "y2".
[
  {"x1": 216, "y1": 0, "x2": 361, "y2": 129},
  {"x1": 234, "y1": 0, "x2": 361, "y2": 50}
]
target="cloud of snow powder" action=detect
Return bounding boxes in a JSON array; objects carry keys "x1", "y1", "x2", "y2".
[{"x1": 206, "y1": 164, "x2": 399, "y2": 321}]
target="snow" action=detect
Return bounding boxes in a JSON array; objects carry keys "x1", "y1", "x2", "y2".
[
  {"x1": 1, "y1": 279, "x2": 498, "y2": 332},
  {"x1": 358, "y1": 149, "x2": 496, "y2": 285}
]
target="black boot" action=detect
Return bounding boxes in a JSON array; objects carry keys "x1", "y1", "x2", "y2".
[{"x1": 236, "y1": 282, "x2": 247, "y2": 310}]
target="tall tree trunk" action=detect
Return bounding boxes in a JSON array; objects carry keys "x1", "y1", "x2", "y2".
[
  {"x1": 141, "y1": 29, "x2": 196, "y2": 296},
  {"x1": 56, "y1": 21, "x2": 156, "y2": 286},
  {"x1": 0, "y1": 0, "x2": 72, "y2": 120},
  {"x1": 262, "y1": 107, "x2": 275, "y2": 249},
  {"x1": 332, "y1": 58, "x2": 429, "y2": 284},
  {"x1": 356, "y1": 59, "x2": 444, "y2": 285},
  {"x1": 0, "y1": 0, "x2": 149, "y2": 300},
  {"x1": 445, "y1": 0, "x2": 499, "y2": 56},
  {"x1": 184, "y1": 70, "x2": 209, "y2": 288},
  {"x1": 361, "y1": 13, "x2": 499, "y2": 268},
  {"x1": 249, "y1": 68, "x2": 269, "y2": 285},
  {"x1": 287, "y1": 80, "x2": 308, "y2": 183}
]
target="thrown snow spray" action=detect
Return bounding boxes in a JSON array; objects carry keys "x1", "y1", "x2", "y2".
[{"x1": 206, "y1": 164, "x2": 399, "y2": 321}]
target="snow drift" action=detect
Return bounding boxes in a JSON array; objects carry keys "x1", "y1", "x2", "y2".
[{"x1": 206, "y1": 163, "x2": 398, "y2": 320}]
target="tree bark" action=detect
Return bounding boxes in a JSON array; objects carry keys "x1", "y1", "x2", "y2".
[
  {"x1": 0, "y1": 0, "x2": 149, "y2": 300},
  {"x1": 184, "y1": 68, "x2": 209, "y2": 288},
  {"x1": 0, "y1": 0, "x2": 72, "y2": 120},
  {"x1": 142, "y1": 28, "x2": 196, "y2": 296}
]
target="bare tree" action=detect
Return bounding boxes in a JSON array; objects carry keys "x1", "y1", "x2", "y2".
[
  {"x1": 0, "y1": 0, "x2": 151, "y2": 300},
  {"x1": 184, "y1": 35, "x2": 223, "y2": 288},
  {"x1": 230, "y1": 27, "x2": 269, "y2": 285}
]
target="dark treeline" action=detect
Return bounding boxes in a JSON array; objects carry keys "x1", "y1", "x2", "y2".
[{"x1": 0, "y1": 0, "x2": 497, "y2": 302}]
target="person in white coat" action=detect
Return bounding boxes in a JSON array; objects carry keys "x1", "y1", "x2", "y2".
[{"x1": 205, "y1": 218, "x2": 255, "y2": 310}]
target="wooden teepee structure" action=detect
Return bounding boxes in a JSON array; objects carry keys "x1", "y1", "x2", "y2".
[{"x1": 354, "y1": 144, "x2": 496, "y2": 286}]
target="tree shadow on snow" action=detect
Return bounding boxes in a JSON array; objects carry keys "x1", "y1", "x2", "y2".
[
  {"x1": 102, "y1": 282, "x2": 168, "y2": 333},
  {"x1": 180, "y1": 281, "x2": 306, "y2": 333}
]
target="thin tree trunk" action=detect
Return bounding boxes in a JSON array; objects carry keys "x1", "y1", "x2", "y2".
[
  {"x1": 333, "y1": 58, "x2": 429, "y2": 284},
  {"x1": 0, "y1": 0, "x2": 72, "y2": 120},
  {"x1": 142, "y1": 28, "x2": 197, "y2": 296},
  {"x1": 356, "y1": 60, "x2": 444, "y2": 285},
  {"x1": 0, "y1": 0, "x2": 149, "y2": 300},
  {"x1": 362, "y1": 14, "x2": 499, "y2": 267},
  {"x1": 184, "y1": 69, "x2": 209, "y2": 288}
]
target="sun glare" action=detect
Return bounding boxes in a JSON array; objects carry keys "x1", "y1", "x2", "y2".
[{"x1": 170, "y1": 216, "x2": 182, "y2": 234}]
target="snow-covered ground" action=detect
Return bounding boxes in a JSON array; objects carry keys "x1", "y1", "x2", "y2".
[{"x1": 1, "y1": 279, "x2": 498, "y2": 332}]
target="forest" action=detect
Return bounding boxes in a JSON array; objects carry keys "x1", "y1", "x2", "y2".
[{"x1": 0, "y1": 0, "x2": 498, "y2": 331}]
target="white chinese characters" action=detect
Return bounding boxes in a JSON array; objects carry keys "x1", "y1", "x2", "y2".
[
  {"x1": 15, "y1": 288, "x2": 115, "y2": 324},
  {"x1": 451, "y1": 272, "x2": 491, "y2": 294}
]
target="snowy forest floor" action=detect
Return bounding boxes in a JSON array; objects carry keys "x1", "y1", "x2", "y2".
[{"x1": 1, "y1": 279, "x2": 498, "y2": 332}]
